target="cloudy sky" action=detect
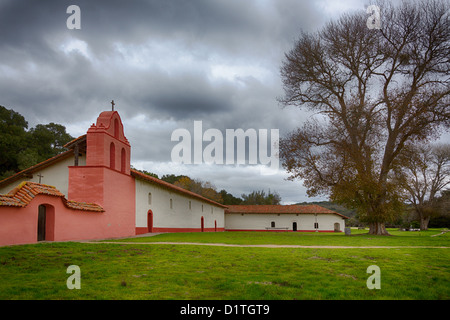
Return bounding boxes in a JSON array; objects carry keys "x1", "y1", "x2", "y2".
[{"x1": 0, "y1": 0, "x2": 372, "y2": 204}]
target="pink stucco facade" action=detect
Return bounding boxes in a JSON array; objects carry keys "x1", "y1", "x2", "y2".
[
  {"x1": 68, "y1": 166, "x2": 136, "y2": 240},
  {"x1": 0, "y1": 111, "x2": 136, "y2": 246},
  {"x1": 0, "y1": 190, "x2": 107, "y2": 246}
]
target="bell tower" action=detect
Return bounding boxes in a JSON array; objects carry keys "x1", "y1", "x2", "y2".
[
  {"x1": 85, "y1": 111, "x2": 131, "y2": 175},
  {"x1": 67, "y1": 107, "x2": 136, "y2": 237},
  {"x1": 68, "y1": 107, "x2": 135, "y2": 210}
]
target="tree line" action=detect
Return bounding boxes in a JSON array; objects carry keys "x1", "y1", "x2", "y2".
[
  {"x1": 136, "y1": 170, "x2": 282, "y2": 206},
  {"x1": 0, "y1": 105, "x2": 74, "y2": 180}
]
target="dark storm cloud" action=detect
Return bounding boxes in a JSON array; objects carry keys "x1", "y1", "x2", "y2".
[
  {"x1": 71, "y1": 0, "x2": 325, "y2": 57},
  {"x1": 0, "y1": 0, "x2": 358, "y2": 203},
  {"x1": 0, "y1": 0, "x2": 327, "y2": 123},
  {"x1": 0, "y1": 0, "x2": 308, "y2": 59},
  {"x1": 122, "y1": 70, "x2": 237, "y2": 119}
]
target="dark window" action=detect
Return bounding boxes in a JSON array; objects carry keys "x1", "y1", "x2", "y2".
[
  {"x1": 114, "y1": 118, "x2": 119, "y2": 138},
  {"x1": 110, "y1": 142, "x2": 115, "y2": 169},
  {"x1": 121, "y1": 148, "x2": 126, "y2": 173}
]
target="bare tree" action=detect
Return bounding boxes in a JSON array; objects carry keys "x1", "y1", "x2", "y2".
[
  {"x1": 395, "y1": 143, "x2": 450, "y2": 229},
  {"x1": 279, "y1": 0, "x2": 450, "y2": 234}
]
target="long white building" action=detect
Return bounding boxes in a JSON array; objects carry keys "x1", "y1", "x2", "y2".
[{"x1": 0, "y1": 110, "x2": 347, "y2": 246}]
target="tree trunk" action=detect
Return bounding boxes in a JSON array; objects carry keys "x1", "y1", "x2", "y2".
[
  {"x1": 420, "y1": 216, "x2": 430, "y2": 230},
  {"x1": 368, "y1": 222, "x2": 390, "y2": 235}
]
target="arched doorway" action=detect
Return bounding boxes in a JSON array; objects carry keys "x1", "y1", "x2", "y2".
[
  {"x1": 292, "y1": 222, "x2": 297, "y2": 232},
  {"x1": 201, "y1": 216, "x2": 204, "y2": 232},
  {"x1": 37, "y1": 205, "x2": 46, "y2": 241},
  {"x1": 147, "y1": 210, "x2": 153, "y2": 233},
  {"x1": 334, "y1": 223, "x2": 340, "y2": 232},
  {"x1": 37, "y1": 204, "x2": 55, "y2": 241}
]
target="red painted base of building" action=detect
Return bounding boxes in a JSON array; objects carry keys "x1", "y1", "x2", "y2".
[
  {"x1": 135, "y1": 227, "x2": 340, "y2": 234},
  {"x1": 136, "y1": 227, "x2": 226, "y2": 234},
  {"x1": 225, "y1": 229, "x2": 340, "y2": 232}
]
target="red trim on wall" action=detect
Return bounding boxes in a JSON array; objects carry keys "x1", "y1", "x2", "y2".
[
  {"x1": 135, "y1": 228, "x2": 340, "y2": 234},
  {"x1": 135, "y1": 227, "x2": 149, "y2": 235},
  {"x1": 135, "y1": 227, "x2": 225, "y2": 234},
  {"x1": 225, "y1": 229, "x2": 340, "y2": 233}
]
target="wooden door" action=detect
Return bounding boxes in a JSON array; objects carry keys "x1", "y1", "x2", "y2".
[
  {"x1": 147, "y1": 210, "x2": 153, "y2": 233},
  {"x1": 37, "y1": 205, "x2": 46, "y2": 241}
]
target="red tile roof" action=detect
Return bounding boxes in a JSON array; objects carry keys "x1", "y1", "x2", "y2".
[
  {"x1": 0, "y1": 182, "x2": 104, "y2": 212},
  {"x1": 131, "y1": 169, "x2": 227, "y2": 208},
  {"x1": 63, "y1": 134, "x2": 86, "y2": 149},
  {"x1": 225, "y1": 204, "x2": 349, "y2": 219}
]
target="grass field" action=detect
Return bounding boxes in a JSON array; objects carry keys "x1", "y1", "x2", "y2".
[
  {"x1": 107, "y1": 228, "x2": 450, "y2": 247},
  {"x1": 0, "y1": 228, "x2": 448, "y2": 300}
]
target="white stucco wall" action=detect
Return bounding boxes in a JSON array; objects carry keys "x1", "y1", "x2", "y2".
[
  {"x1": 1, "y1": 151, "x2": 347, "y2": 234},
  {"x1": 225, "y1": 213, "x2": 346, "y2": 232},
  {"x1": 0, "y1": 154, "x2": 85, "y2": 196},
  {"x1": 135, "y1": 179, "x2": 225, "y2": 231}
]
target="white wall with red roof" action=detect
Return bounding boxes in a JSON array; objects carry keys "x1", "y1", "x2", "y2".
[
  {"x1": 135, "y1": 177, "x2": 225, "y2": 234},
  {"x1": 225, "y1": 212, "x2": 345, "y2": 232}
]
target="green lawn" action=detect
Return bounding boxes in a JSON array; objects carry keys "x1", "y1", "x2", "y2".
[
  {"x1": 106, "y1": 228, "x2": 450, "y2": 247},
  {"x1": 0, "y1": 229, "x2": 448, "y2": 300}
]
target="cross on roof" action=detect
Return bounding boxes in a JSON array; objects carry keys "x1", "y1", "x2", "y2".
[{"x1": 111, "y1": 100, "x2": 115, "y2": 111}]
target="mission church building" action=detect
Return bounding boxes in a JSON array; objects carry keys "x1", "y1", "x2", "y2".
[{"x1": 0, "y1": 108, "x2": 347, "y2": 246}]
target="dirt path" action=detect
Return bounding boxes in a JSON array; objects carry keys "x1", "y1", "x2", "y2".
[
  {"x1": 431, "y1": 229, "x2": 450, "y2": 237},
  {"x1": 89, "y1": 241, "x2": 449, "y2": 249}
]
